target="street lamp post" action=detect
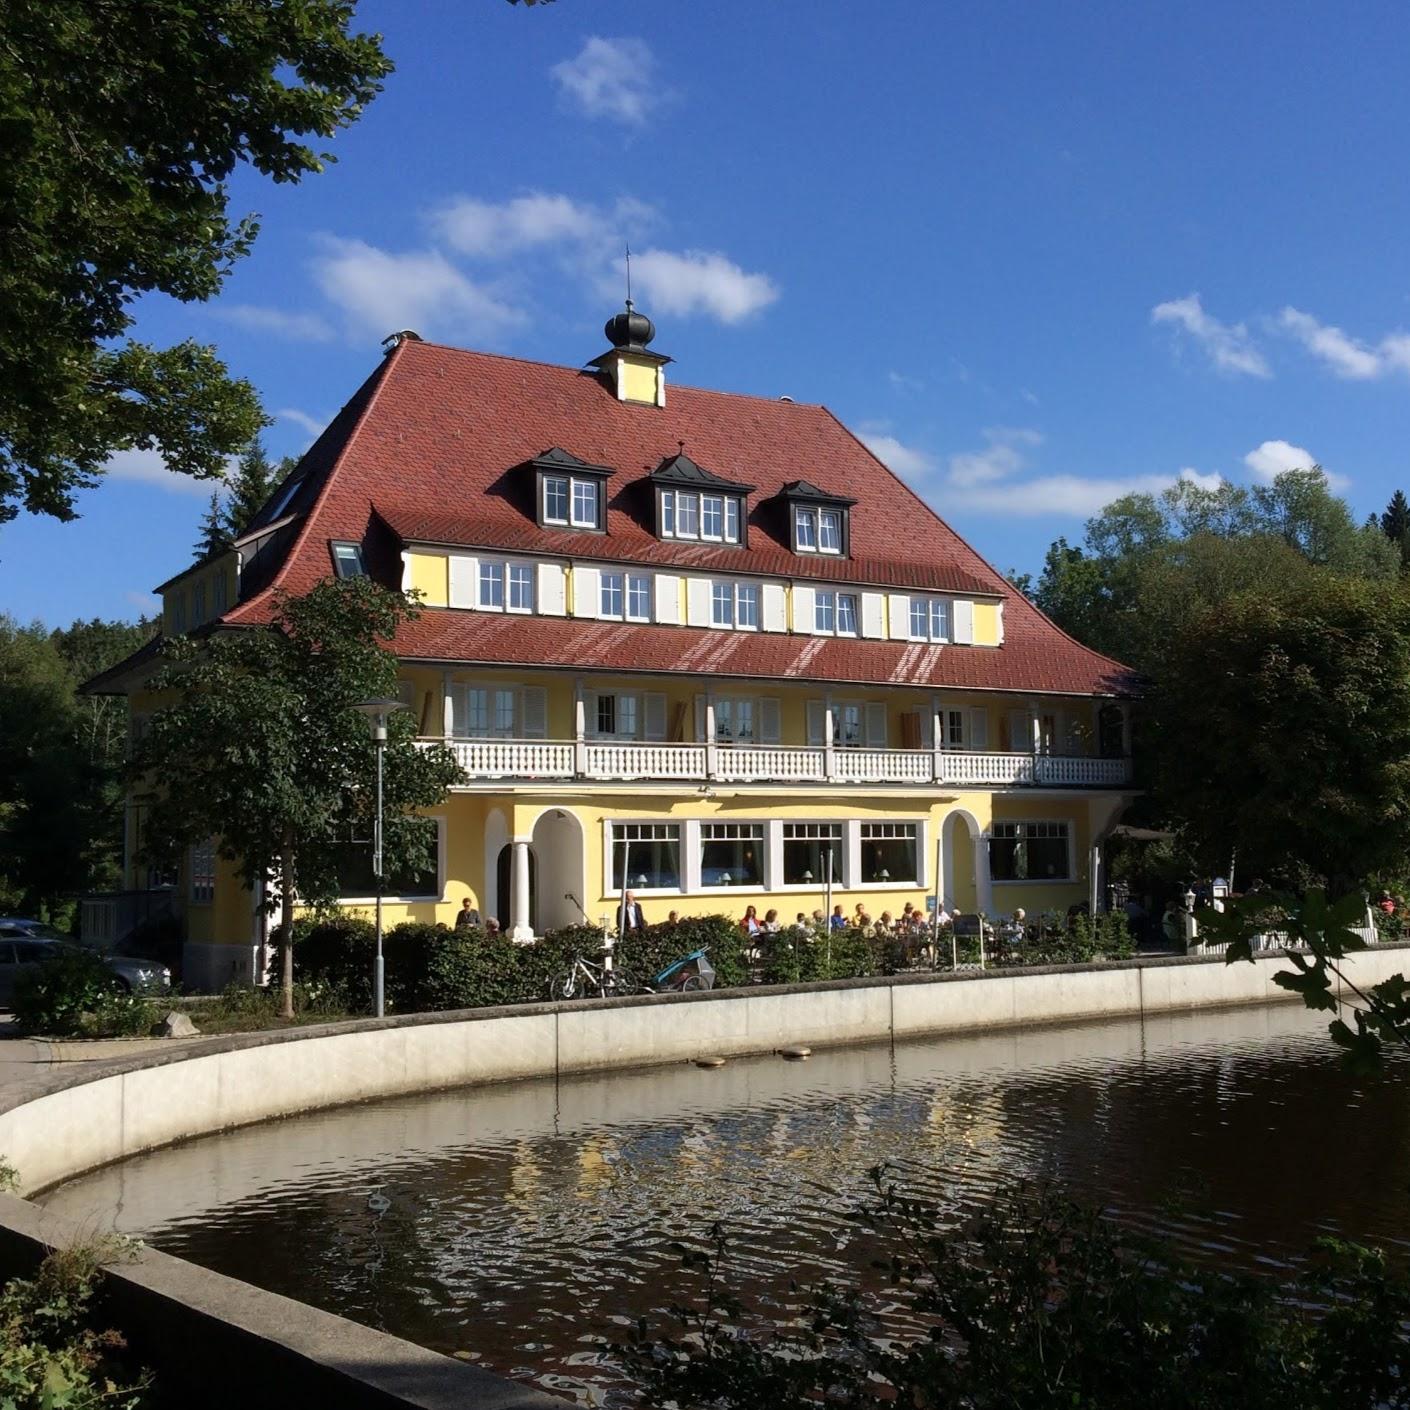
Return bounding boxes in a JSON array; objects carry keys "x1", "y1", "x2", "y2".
[{"x1": 354, "y1": 697, "x2": 409, "y2": 1019}]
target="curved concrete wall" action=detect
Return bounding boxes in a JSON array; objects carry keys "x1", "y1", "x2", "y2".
[{"x1": 5, "y1": 944, "x2": 1407, "y2": 1196}]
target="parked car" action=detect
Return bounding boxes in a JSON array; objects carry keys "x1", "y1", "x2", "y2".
[{"x1": 0, "y1": 919, "x2": 172, "y2": 1004}]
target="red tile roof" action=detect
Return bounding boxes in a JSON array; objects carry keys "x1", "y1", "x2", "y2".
[{"x1": 222, "y1": 338, "x2": 1136, "y2": 697}]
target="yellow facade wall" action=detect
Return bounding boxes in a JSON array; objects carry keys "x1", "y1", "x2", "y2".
[
  {"x1": 972, "y1": 602, "x2": 1001, "y2": 647},
  {"x1": 618, "y1": 356, "x2": 661, "y2": 405},
  {"x1": 162, "y1": 554, "x2": 237, "y2": 635},
  {"x1": 406, "y1": 551, "x2": 449, "y2": 608}
]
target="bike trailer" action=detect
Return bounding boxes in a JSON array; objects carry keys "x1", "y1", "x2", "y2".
[{"x1": 650, "y1": 946, "x2": 716, "y2": 991}]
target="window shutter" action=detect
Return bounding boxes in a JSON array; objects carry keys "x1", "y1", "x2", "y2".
[
  {"x1": 521, "y1": 687, "x2": 547, "y2": 738},
  {"x1": 968, "y1": 708, "x2": 989, "y2": 750},
  {"x1": 572, "y1": 564, "x2": 600, "y2": 618},
  {"x1": 915, "y1": 710, "x2": 933, "y2": 749},
  {"x1": 952, "y1": 599, "x2": 975, "y2": 644},
  {"x1": 694, "y1": 694, "x2": 708, "y2": 741},
  {"x1": 761, "y1": 582, "x2": 787, "y2": 633},
  {"x1": 686, "y1": 577, "x2": 712, "y2": 627},
  {"x1": 1006, "y1": 709, "x2": 1030, "y2": 752},
  {"x1": 656, "y1": 572, "x2": 681, "y2": 625},
  {"x1": 887, "y1": 593, "x2": 910, "y2": 640},
  {"x1": 860, "y1": 591, "x2": 885, "y2": 639},
  {"x1": 583, "y1": 689, "x2": 600, "y2": 738},
  {"x1": 759, "y1": 697, "x2": 782, "y2": 744},
  {"x1": 865, "y1": 702, "x2": 888, "y2": 747},
  {"x1": 448, "y1": 555, "x2": 478, "y2": 609},
  {"x1": 537, "y1": 562, "x2": 567, "y2": 616},
  {"x1": 644, "y1": 692, "x2": 667, "y2": 741},
  {"x1": 806, "y1": 699, "x2": 826, "y2": 745},
  {"x1": 792, "y1": 584, "x2": 815, "y2": 633}
]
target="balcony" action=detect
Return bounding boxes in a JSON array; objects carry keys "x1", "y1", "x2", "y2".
[{"x1": 428, "y1": 738, "x2": 1132, "y2": 789}]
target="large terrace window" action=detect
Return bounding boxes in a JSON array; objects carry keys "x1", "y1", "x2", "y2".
[
  {"x1": 611, "y1": 822, "x2": 681, "y2": 890},
  {"x1": 989, "y1": 821, "x2": 1071, "y2": 881},
  {"x1": 699, "y1": 822, "x2": 764, "y2": 888}
]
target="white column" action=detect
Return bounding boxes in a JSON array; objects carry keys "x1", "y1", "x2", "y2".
[
  {"x1": 510, "y1": 839, "x2": 534, "y2": 943},
  {"x1": 1089, "y1": 843, "x2": 1101, "y2": 915},
  {"x1": 705, "y1": 694, "x2": 718, "y2": 781},
  {"x1": 573, "y1": 682, "x2": 587, "y2": 777},
  {"x1": 441, "y1": 671, "x2": 454, "y2": 738},
  {"x1": 973, "y1": 833, "x2": 994, "y2": 917},
  {"x1": 931, "y1": 694, "x2": 944, "y2": 783},
  {"x1": 824, "y1": 694, "x2": 836, "y2": 781}
]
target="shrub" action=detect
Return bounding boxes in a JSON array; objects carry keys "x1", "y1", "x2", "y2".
[
  {"x1": 414, "y1": 925, "x2": 526, "y2": 1010},
  {"x1": 615, "y1": 915, "x2": 748, "y2": 988},
  {"x1": 12, "y1": 948, "x2": 116, "y2": 1036},
  {"x1": 293, "y1": 915, "x2": 377, "y2": 1008},
  {"x1": 78, "y1": 991, "x2": 161, "y2": 1038},
  {"x1": 0, "y1": 1241, "x2": 151, "y2": 1408}
]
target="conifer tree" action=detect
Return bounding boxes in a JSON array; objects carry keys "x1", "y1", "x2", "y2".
[
  {"x1": 223, "y1": 437, "x2": 277, "y2": 541},
  {"x1": 1382, "y1": 490, "x2": 1410, "y2": 567},
  {"x1": 194, "y1": 491, "x2": 230, "y2": 562}
]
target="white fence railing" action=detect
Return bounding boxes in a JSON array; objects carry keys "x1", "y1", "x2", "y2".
[{"x1": 425, "y1": 737, "x2": 1133, "y2": 789}]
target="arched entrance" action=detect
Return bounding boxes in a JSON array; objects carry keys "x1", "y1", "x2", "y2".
[
  {"x1": 530, "y1": 809, "x2": 588, "y2": 932},
  {"x1": 942, "y1": 809, "x2": 990, "y2": 915},
  {"x1": 495, "y1": 845, "x2": 536, "y2": 932}
]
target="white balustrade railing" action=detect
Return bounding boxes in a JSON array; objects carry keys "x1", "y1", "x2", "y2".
[
  {"x1": 715, "y1": 746, "x2": 827, "y2": 783},
  {"x1": 939, "y1": 751, "x2": 1035, "y2": 786},
  {"x1": 425, "y1": 737, "x2": 1132, "y2": 789},
  {"x1": 442, "y1": 739, "x2": 575, "y2": 779},
  {"x1": 584, "y1": 741, "x2": 708, "y2": 780},
  {"x1": 834, "y1": 748, "x2": 934, "y2": 784}
]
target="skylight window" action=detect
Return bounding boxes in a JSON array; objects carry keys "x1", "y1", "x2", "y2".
[{"x1": 331, "y1": 542, "x2": 365, "y2": 578}]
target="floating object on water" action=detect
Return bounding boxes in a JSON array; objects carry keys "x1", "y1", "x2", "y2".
[
  {"x1": 779, "y1": 1044, "x2": 812, "y2": 1060},
  {"x1": 694, "y1": 1056, "x2": 726, "y2": 1068},
  {"x1": 367, "y1": 1190, "x2": 391, "y2": 1215}
]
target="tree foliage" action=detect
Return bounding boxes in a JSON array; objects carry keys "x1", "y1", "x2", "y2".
[
  {"x1": 622, "y1": 1171, "x2": 1410, "y2": 1409},
  {"x1": 223, "y1": 437, "x2": 279, "y2": 542},
  {"x1": 194, "y1": 492, "x2": 230, "y2": 563},
  {"x1": 1382, "y1": 489, "x2": 1410, "y2": 569},
  {"x1": 132, "y1": 579, "x2": 463, "y2": 1014},
  {"x1": 0, "y1": 0, "x2": 392, "y2": 522}
]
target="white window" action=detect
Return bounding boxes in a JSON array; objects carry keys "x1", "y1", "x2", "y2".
[
  {"x1": 782, "y1": 822, "x2": 843, "y2": 885},
  {"x1": 700, "y1": 822, "x2": 764, "y2": 888},
  {"x1": 661, "y1": 489, "x2": 741, "y2": 544},
  {"x1": 626, "y1": 573, "x2": 652, "y2": 621},
  {"x1": 542, "y1": 476, "x2": 569, "y2": 524},
  {"x1": 710, "y1": 580, "x2": 758, "y2": 629},
  {"x1": 838, "y1": 702, "x2": 863, "y2": 746},
  {"x1": 542, "y1": 475, "x2": 601, "y2": 529},
  {"x1": 458, "y1": 685, "x2": 546, "y2": 739},
  {"x1": 601, "y1": 572, "x2": 625, "y2": 619},
  {"x1": 189, "y1": 838, "x2": 215, "y2": 904},
  {"x1": 507, "y1": 563, "x2": 534, "y2": 612},
  {"x1": 478, "y1": 561, "x2": 504, "y2": 609},
  {"x1": 794, "y1": 506, "x2": 843, "y2": 555},
  {"x1": 861, "y1": 823, "x2": 919, "y2": 884},
  {"x1": 990, "y1": 822, "x2": 1072, "y2": 881},
  {"x1": 714, "y1": 696, "x2": 755, "y2": 743},
  {"x1": 815, "y1": 590, "x2": 858, "y2": 635},
  {"x1": 572, "y1": 479, "x2": 600, "y2": 528},
  {"x1": 909, "y1": 596, "x2": 950, "y2": 642},
  {"x1": 596, "y1": 692, "x2": 638, "y2": 738},
  {"x1": 611, "y1": 822, "x2": 681, "y2": 891},
  {"x1": 331, "y1": 542, "x2": 365, "y2": 579}
]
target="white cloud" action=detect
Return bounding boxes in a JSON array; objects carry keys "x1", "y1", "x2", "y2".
[
  {"x1": 551, "y1": 37, "x2": 659, "y2": 125},
  {"x1": 624, "y1": 248, "x2": 778, "y2": 323},
  {"x1": 1243, "y1": 438, "x2": 1316, "y2": 481},
  {"x1": 1178, "y1": 467, "x2": 1225, "y2": 492},
  {"x1": 887, "y1": 369, "x2": 925, "y2": 393},
  {"x1": 125, "y1": 591, "x2": 161, "y2": 616},
  {"x1": 1151, "y1": 293, "x2": 1271, "y2": 378},
  {"x1": 432, "y1": 192, "x2": 655, "y2": 259},
  {"x1": 956, "y1": 473, "x2": 1185, "y2": 518},
  {"x1": 277, "y1": 407, "x2": 327, "y2": 439},
  {"x1": 310, "y1": 236, "x2": 523, "y2": 340},
  {"x1": 857, "y1": 431, "x2": 934, "y2": 479},
  {"x1": 947, "y1": 427, "x2": 1043, "y2": 487},
  {"x1": 212, "y1": 304, "x2": 333, "y2": 342},
  {"x1": 1278, "y1": 306, "x2": 1410, "y2": 380},
  {"x1": 105, "y1": 448, "x2": 216, "y2": 498}
]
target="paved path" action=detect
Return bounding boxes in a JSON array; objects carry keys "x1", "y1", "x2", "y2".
[{"x1": 0, "y1": 1016, "x2": 170, "y2": 1097}]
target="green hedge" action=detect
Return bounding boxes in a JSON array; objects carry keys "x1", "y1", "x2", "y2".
[{"x1": 12, "y1": 948, "x2": 119, "y2": 1036}]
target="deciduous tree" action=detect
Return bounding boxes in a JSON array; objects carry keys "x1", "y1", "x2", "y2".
[{"x1": 133, "y1": 580, "x2": 463, "y2": 1016}]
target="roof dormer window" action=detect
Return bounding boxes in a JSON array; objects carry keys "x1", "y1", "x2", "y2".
[
  {"x1": 650, "y1": 451, "x2": 753, "y2": 547},
  {"x1": 532, "y1": 448, "x2": 612, "y2": 534},
  {"x1": 781, "y1": 481, "x2": 857, "y2": 558}
]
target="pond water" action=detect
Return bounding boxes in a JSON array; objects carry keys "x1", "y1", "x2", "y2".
[{"x1": 40, "y1": 1002, "x2": 1410, "y2": 1405}]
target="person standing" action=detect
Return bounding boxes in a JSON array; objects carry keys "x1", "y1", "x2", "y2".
[
  {"x1": 620, "y1": 890, "x2": 646, "y2": 932},
  {"x1": 455, "y1": 897, "x2": 481, "y2": 929}
]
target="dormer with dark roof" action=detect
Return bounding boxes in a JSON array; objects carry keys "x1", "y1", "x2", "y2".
[
  {"x1": 650, "y1": 452, "x2": 755, "y2": 548},
  {"x1": 780, "y1": 479, "x2": 859, "y2": 558},
  {"x1": 530, "y1": 447, "x2": 613, "y2": 534}
]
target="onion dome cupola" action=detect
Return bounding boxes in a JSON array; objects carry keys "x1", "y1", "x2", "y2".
[{"x1": 588, "y1": 300, "x2": 672, "y2": 408}]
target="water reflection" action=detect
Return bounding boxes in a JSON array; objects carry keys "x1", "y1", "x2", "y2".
[{"x1": 41, "y1": 1003, "x2": 1410, "y2": 1404}]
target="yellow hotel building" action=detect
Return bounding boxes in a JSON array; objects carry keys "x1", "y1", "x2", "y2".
[{"x1": 92, "y1": 307, "x2": 1137, "y2": 990}]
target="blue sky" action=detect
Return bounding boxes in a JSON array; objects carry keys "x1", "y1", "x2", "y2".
[{"x1": 7, "y1": 0, "x2": 1410, "y2": 627}]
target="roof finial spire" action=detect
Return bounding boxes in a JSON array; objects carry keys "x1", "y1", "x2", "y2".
[{"x1": 625, "y1": 242, "x2": 633, "y2": 310}]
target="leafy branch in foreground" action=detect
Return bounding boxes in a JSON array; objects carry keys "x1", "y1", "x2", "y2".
[
  {"x1": 1198, "y1": 888, "x2": 1410, "y2": 1074},
  {"x1": 618, "y1": 1170, "x2": 1410, "y2": 1409}
]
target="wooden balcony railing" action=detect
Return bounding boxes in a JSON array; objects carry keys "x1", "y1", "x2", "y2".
[{"x1": 428, "y1": 738, "x2": 1133, "y2": 788}]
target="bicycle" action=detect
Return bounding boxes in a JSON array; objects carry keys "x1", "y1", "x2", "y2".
[{"x1": 547, "y1": 950, "x2": 638, "y2": 1000}]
